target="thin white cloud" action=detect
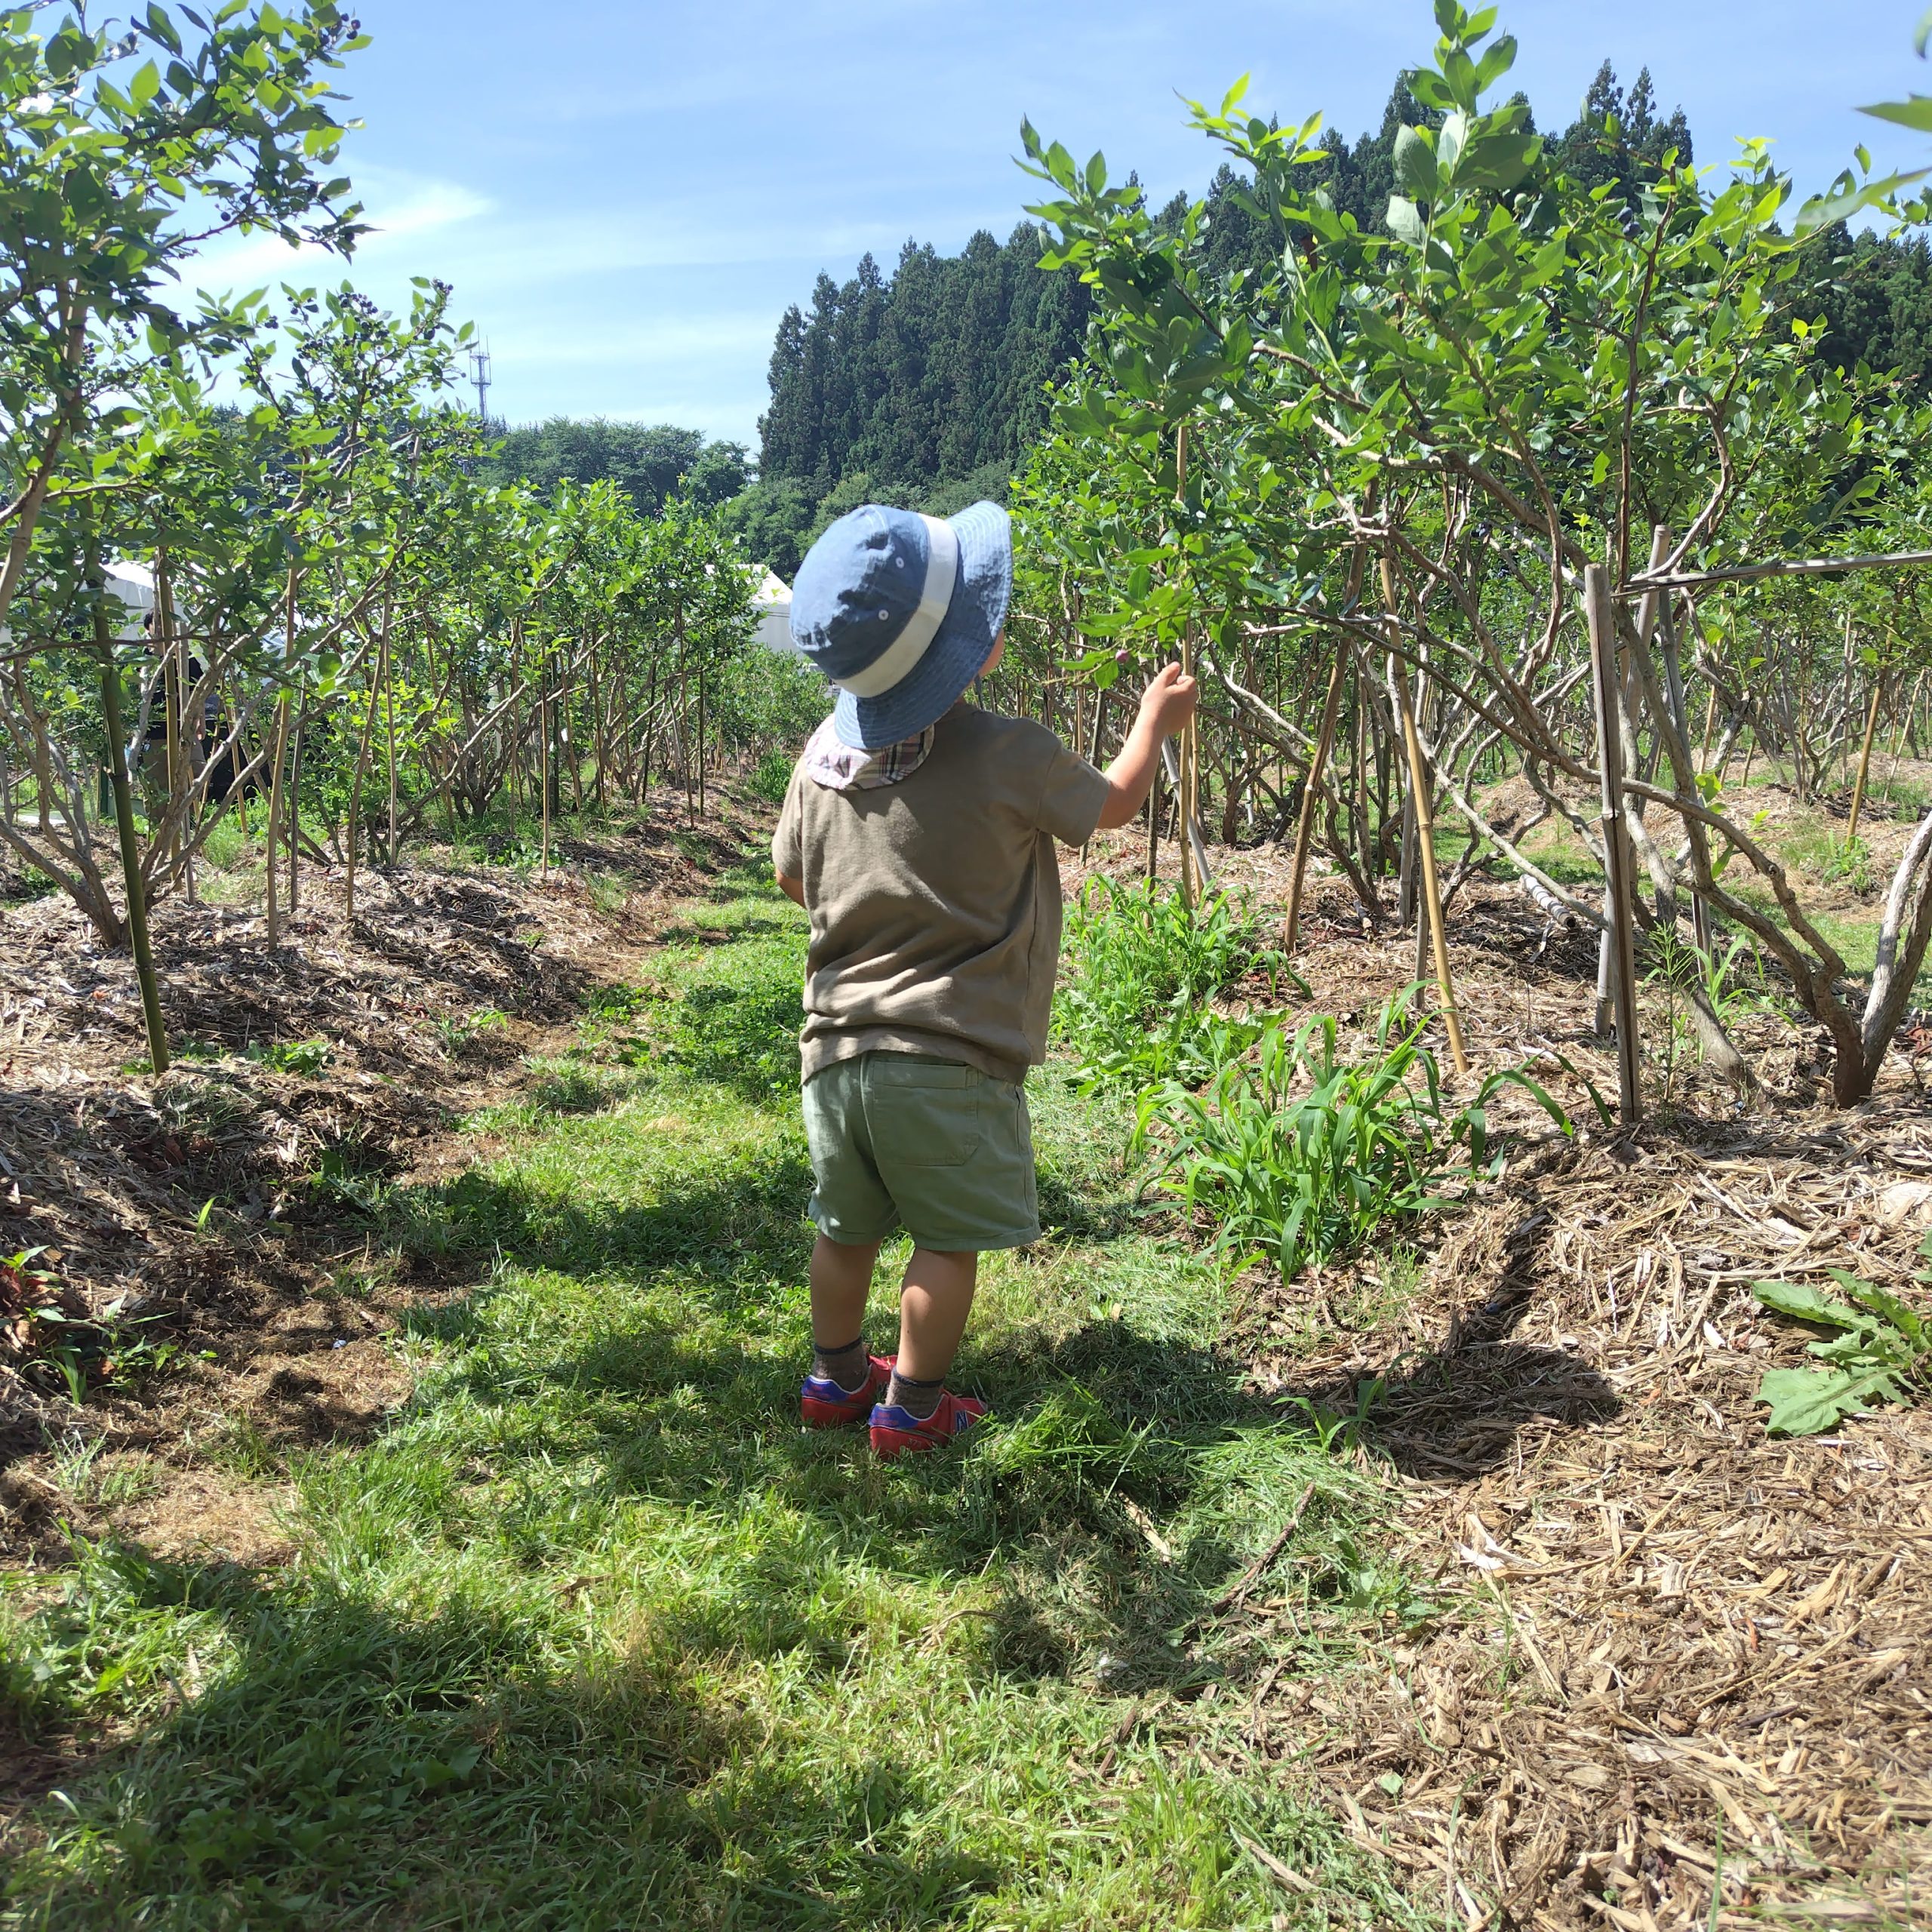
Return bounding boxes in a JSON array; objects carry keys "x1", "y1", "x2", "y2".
[{"x1": 192, "y1": 169, "x2": 493, "y2": 293}]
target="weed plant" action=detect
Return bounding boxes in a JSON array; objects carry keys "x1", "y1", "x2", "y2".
[
  {"x1": 1641, "y1": 925, "x2": 1783, "y2": 1102},
  {"x1": 1060, "y1": 878, "x2": 1293, "y2": 1089},
  {"x1": 1134, "y1": 990, "x2": 1569, "y2": 1280},
  {"x1": 749, "y1": 746, "x2": 794, "y2": 802},
  {"x1": 1752, "y1": 1248, "x2": 1930, "y2": 1435}
]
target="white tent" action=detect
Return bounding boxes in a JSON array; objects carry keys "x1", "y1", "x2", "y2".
[
  {"x1": 752, "y1": 568, "x2": 793, "y2": 653},
  {"x1": 0, "y1": 557, "x2": 153, "y2": 648},
  {"x1": 103, "y1": 558, "x2": 156, "y2": 640}
]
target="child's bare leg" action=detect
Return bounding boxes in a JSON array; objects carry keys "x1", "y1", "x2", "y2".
[
  {"x1": 888, "y1": 1247, "x2": 979, "y2": 1414},
  {"x1": 809, "y1": 1235, "x2": 880, "y2": 1390}
]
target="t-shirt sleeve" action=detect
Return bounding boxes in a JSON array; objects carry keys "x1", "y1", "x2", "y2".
[
  {"x1": 771, "y1": 764, "x2": 805, "y2": 878},
  {"x1": 1034, "y1": 738, "x2": 1112, "y2": 848}
]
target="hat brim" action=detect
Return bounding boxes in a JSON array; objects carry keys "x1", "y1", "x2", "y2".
[{"x1": 829, "y1": 501, "x2": 1011, "y2": 751}]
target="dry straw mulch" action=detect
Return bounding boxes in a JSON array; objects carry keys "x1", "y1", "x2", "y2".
[{"x1": 1217, "y1": 957, "x2": 1932, "y2": 1926}]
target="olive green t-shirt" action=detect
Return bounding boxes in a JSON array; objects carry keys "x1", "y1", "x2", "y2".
[{"x1": 772, "y1": 702, "x2": 1111, "y2": 1086}]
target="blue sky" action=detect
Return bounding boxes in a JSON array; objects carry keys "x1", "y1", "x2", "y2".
[{"x1": 194, "y1": 2, "x2": 1932, "y2": 451}]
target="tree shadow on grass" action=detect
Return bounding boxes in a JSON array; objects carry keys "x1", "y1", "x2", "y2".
[
  {"x1": 652, "y1": 913, "x2": 798, "y2": 946},
  {"x1": 396, "y1": 1134, "x2": 1624, "y2": 1698},
  {"x1": 434, "y1": 1138, "x2": 817, "y2": 1301},
  {"x1": 666, "y1": 979, "x2": 805, "y2": 1103},
  {"x1": 2, "y1": 1543, "x2": 998, "y2": 1930}
]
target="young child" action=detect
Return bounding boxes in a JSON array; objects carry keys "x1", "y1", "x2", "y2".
[{"x1": 773, "y1": 501, "x2": 1196, "y2": 1457}]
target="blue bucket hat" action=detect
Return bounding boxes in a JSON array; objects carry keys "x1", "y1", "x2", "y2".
[{"x1": 788, "y1": 500, "x2": 1011, "y2": 750}]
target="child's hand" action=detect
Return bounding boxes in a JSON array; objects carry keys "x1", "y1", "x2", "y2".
[{"x1": 1140, "y1": 663, "x2": 1198, "y2": 738}]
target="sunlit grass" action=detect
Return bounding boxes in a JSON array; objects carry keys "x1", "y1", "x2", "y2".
[{"x1": 2, "y1": 869, "x2": 1424, "y2": 1931}]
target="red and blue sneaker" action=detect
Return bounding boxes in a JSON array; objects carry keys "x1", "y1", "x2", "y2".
[
  {"x1": 869, "y1": 1389, "x2": 986, "y2": 1460},
  {"x1": 800, "y1": 1354, "x2": 895, "y2": 1429}
]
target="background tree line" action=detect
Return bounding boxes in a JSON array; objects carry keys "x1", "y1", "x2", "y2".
[{"x1": 487, "y1": 57, "x2": 1932, "y2": 586}]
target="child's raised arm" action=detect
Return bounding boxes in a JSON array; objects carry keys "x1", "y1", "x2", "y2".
[{"x1": 1095, "y1": 665, "x2": 1199, "y2": 830}]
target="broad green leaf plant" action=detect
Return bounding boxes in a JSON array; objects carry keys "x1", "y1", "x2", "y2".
[{"x1": 1752, "y1": 1263, "x2": 1929, "y2": 1435}]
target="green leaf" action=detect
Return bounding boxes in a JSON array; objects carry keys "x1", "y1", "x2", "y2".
[
  {"x1": 1387, "y1": 196, "x2": 1427, "y2": 247},
  {"x1": 1837, "y1": 1275, "x2": 1924, "y2": 1348},
  {"x1": 145, "y1": 4, "x2": 184, "y2": 54},
  {"x1": 1473, "y1": 32, "x2": 1518, "y2": 95},
  {"x1": 1862, "y1": 94, "x2": 1932, "y2": 132},
  {"x1": 1756, "y1": 1367, "x2": 1869, "y2": 1435},
  {"x1": 1757, "y1": 1364, "x2": 1910, "y2": 1436},
  {"x1": 1442, "y1": 47, "x2": 1481, "y2": 112},
  {"x1": 1393, "y1": 125, "x2": 1438, "y2": 199},
  {"x1": 1752, "y1": 1278, "x2": 1866, "y2": 1331},
  {"x1": 1455, "y1": 130, "x2": 1539, "y2": 193},
  {"x1": 1404, "y1": 69, "x2": 1456, "y2": 114},
  {"x1": 45, "y1": 25, "x2": 89, "y2": 79}
]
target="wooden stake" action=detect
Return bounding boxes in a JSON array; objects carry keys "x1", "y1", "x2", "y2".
[
  {"x1": 1846, "y1": 661, "x2": 1885, "y2": 846},
  {"x1": 1887, "y1": 667, "x2": 1925, "y2": 789},
  {"x1": 1161, "y1": 736, "x2": 1217, "y2": 895},
  {"x1": 1284, "y1": 641, "x2": 1349, "y2": 954},
  {"x1": 158, "y1": 552, "x2": 182, "y2": 886},
  {"x1": 1390, "y1": 643, "x2": 1467, "y2": 1073},
  {"x1": 343, "y1": 602, "x2": 384, "y2": 928},
  {"x1": 1144, "y1": 734, "x2": 1162, "y2": 883},
  {"x1": 1586, "y1": 564, "x2": 1643, "y2": 1126},
  {"x1": 1174, "y1": 423, "x2": 1198, "y2": 909},
  {"x1": 385, "y1": 603, "x2": 398, "y2": 870},
  {"x1": 156, "y1": 555, "x2": 195, "y2": 906},
  {"x1": 540, "y1": 673, "x2": 551, "y2": 879},
  {"x1": 263, "y1": 568, "x2": 298, "y2": 946}
]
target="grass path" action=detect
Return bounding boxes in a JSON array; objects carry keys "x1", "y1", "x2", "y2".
[{"x1": 2, "y1": 867, "x2": 1422, "y2": 1930}]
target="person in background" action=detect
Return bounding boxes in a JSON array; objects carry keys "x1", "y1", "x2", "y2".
[{"x1": 772, "y1": 500, "x2": 1197, "y2": 1457}]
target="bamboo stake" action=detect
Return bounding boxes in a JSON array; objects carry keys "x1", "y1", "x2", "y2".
[
  {"x1": 263, "y1": 568, "x2": 298, "y2": 946},
  {"x1": 156, "y1": 554, "x2": 195, "y2": 906},
  {"x1": 1586, "y1": 564, "x2": 1642, "y2": 1126},
  {"x1": 288, "y1": 711, "x2": 303, "y2": 915},
  {"x1": 1145, "y1": 712, "x2": 1161, "y2": 883},
  {"x1": 89, "y1": 523, "x2": 168, "y2": 1074},
  {"x1": 1886, "y1": 668, "x2": 1926, "y2": 789},
  {"x1": 343, "y1": 602, "x2": 384, "y2": 927},
  {"x1": 540, "y1": 672, "x2": 551, "y2": 879},
  {"x1": 1658, "y1": 589, "x2": 1711, "y2": 955},
  {"x1": 1389, "y1": 641, "x2": 1467, "y2": 1073},
  {"x1": 158, "y1": 555, "x2": 182, "y2": 886},
  {"x1": 1161, "y1": 736, "x2": 1216, "y2": 894},
  {"x1": 1175, "y1": 423, "x2": 1197, "y2": 909},
  {"x1": 1284, "y1": 641, "x2": 1349, "y2": 954},
  {"x1": 1846, "y1": 662, "x2": 1885, "y2": 846},
  {"x1": 385, "y1": 602, "x2": 398, "y2": 870}
]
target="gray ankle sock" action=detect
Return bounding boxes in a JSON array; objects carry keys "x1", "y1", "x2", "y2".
[
  {"x1": 885, "y1": 1370, "x2": 944, "y2": 1420},
  {"x1": 813, "y1": 1335, "x2": 869, "y2": 1393}
]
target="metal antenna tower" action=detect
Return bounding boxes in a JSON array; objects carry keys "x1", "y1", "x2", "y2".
[{"x1": 469, "y1": 343, "x2": 493, "y2": 428}]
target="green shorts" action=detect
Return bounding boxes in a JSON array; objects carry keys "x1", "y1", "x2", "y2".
[{"x1": 801, "y1": 1052, "x2": 1041, "y2": 1253}]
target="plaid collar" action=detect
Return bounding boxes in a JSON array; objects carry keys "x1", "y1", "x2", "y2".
[{"x1": 801, "y1": 713, "x2": 937, "y2": 792}]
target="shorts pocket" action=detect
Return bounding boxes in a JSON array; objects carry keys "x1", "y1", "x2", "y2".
[{"x1": 866, "y1": 1058, "x2": 983, "y2": 1168}]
